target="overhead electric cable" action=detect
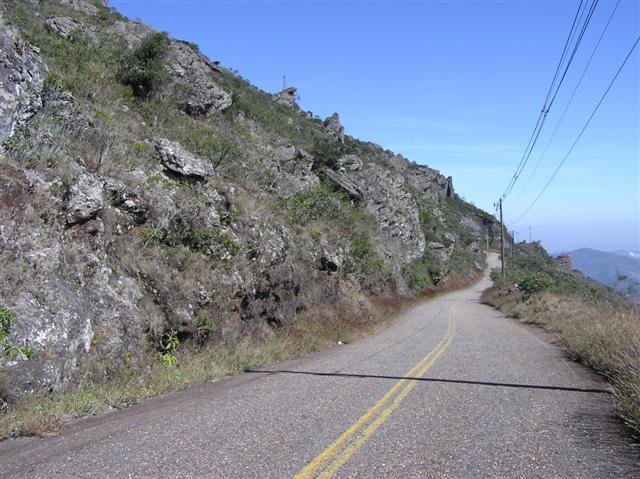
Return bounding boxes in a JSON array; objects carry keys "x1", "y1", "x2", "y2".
[
  {"x1": 499, "y1": 1, "x2": 586, "y2": 200},
  {"x1": 509, "y1": 35, "x2": 640, "y2": 226},
  {"x1": 501, "y1": 0, "x2": 598, "y2": 201},
  {"x1": 508, "y1": 0, "x2": 620, "y2": 210}
]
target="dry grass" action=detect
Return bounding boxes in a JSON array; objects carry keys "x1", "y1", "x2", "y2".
[{"x1": 483, "y1": 288, "x2": 640, "y2": 438}]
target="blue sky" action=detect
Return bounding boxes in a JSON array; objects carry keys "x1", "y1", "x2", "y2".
[{"x1": 111, "y1": 0, "x2": 639, "y2": 252}]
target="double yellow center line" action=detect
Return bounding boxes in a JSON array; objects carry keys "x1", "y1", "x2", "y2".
[{"x1": 294, "y1": 315, "x2": 456, "y2": 479}]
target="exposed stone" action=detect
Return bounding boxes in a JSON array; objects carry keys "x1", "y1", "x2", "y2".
[
  {"x1": 154, "y1": 138, "x2": 214, "y2": 178},
  {"x1": 46, "y1": 16, "x2": 82, "y2": 38},
  {"x1": 554, "y1": 254, "x2": 573, "y2": 273},
  {"x1": 323, "y1": 168, "x2": 363, "y2": 201},
  {"x1": 324, "y1": 113, "x2": 344, "y2": 143},
  {"x1": 338, "y1": 154, "x2": 363, "y2": 172},
  {"x1": 59, "y1": 0, "x2": 102, "y2": 15},
  {"x1": 264, "y1": 144, "x2": 319, "y2": 193},
  {"x1": 65, "y1": 173, "x2": 104, "y2": 224},
  {"x1": 406, "y1": 165, "x2": 453, "y2": 202},
  {"x1": 165, "y1": 42, "x2": 232, "y2": 115},
  {"x1": 108, "y1": 20, "x2": 155, "y2": 49},
  {"x1": 352, "y1": 164, "x2": 425, "y2": 261},
  {"x1": 0, "y1": 15, "x2": 48, "y2": 145},
  {"x1": 428, "y1": 242, "x2": 449, "y2": 262},
  {"x1": 274, "y1": 87, "x2": 298, "y2": 108}
]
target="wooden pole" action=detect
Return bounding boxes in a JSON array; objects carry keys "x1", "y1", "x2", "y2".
[{"x1": 499, "y1": 198, "x2": 505, "y2": 278}]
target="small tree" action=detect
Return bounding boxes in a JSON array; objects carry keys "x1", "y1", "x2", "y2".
[{"x1": 118, "y1": 32, "x2": 170, "y2": 98}]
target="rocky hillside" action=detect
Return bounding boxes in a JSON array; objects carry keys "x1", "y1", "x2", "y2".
[{"x1": 0, "y1": 0, "x2": 500, "y2": 397}]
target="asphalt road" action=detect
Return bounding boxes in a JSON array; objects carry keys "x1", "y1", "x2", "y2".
[{"x1": 1, "y1": 253, "x2": 638, "y2": 478}]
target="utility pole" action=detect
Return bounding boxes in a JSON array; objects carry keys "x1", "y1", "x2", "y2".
[
  {"x1": 511, "y1": 229, "x2": 515, "y2": 266},
  {"x1": 529, "y1": 226, "x2": 532, "y2": 243},
  {"x1": 499, "y1": 198, "x2": 505, "y2": 278}
]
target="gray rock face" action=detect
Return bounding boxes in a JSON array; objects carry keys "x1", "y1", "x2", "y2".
[
  {"x1": 66, "y1": 174, "x2": 105, "y2": 224},
  {"x1": 46, "y1": 16, "x2": 82, "y2": 38},
  {"x1": 323, "y1": 168, "x2": 363, "y2": 201},
  {"x1": 554, "y1": 254, "x2": 573, "y2": 273},
  {"x1": 355, "y1": 165, "x2": 425, "y2": 261},
  {"x1": 338, "y1": 154, "x2": 363, "y2": 172},
  {"x1": 59, "y1": 0, "x2": 101, "y2": 15},
  {"x1": 274, "y1": 87, "x2": 298, "y2": 108},
  {"x1": 108, "y1": 20, "x2": 155, "y2": 49},
  {"x1": 0, "y1": 164, "x2": 144, "y2": 394},
  {"x1": 406, "y1": 166, "x2": 454, "y2": 202},
  {"x1": 271, "y1": 145, "x2": 319, "y2": 193},
  {"x1": 324, "y1": 113, "x2": 344, "y2": 143},
  {"x1": 0, "y1": 15, "x2": 47, "y2": 145},
  {"x1": 154, "y1": 138, "x2": 214, "y2": 178},
  {"x1": 165, "y1": 42, "x2": 232, "y2": 115}
]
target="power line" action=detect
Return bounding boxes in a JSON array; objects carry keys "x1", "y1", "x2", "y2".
[
  {"x1": 503, "y1": 0, "x2": 599, "y2": 200},
  {"x1": 509, "y1": 35, "x2": 640, "y2": 227},
  {"x1": 499, "y1": 0, "x2": 586, "y2": 200},
  {"x1": 501, "y1": 0, "x2": 599, "y2": 201},
  {"x1": 509, "y1": 0, "x2": 620, "y2": 210}
]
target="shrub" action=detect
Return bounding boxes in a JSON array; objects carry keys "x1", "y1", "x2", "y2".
[
  {"x1": 350, "y1": 232, "x2": 392, "y2": 292},
  {"x1": 519, "y1": 272, "x2": 554, "y2": 295},
  {"x1": 311, "y1": 138, "x2": 345, "y2": 171},
  {"x1": 118, "y1": 32, "x2": 170, "y2": 98},
  {"x1": 402, "y1": 261, "x2": 431, "y2": 291}
]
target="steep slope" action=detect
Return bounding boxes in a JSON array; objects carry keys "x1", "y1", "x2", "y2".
[
  {"x1": 565, "y1": 248, "x2": 640, "y2": 297},
  {"x1": 0, "y1": 0, "x2": 500, "y2": 398}
]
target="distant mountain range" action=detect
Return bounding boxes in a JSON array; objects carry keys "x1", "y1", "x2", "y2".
[{"x1": 562, "y1": 248, "x2": 640, "y2": 297}]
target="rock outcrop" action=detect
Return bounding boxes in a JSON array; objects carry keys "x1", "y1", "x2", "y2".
[
  {"x1": 164, "y1": 42, "x2": 232, "y2": 115},
  {"x1": 0, "y1": 15, "x2": 47, "y2": 144},
  {"x1": 324, "y1": 113, "x2": 345, "y2": 143},
  {"x1": 45, "y1": 16, "x2": 82, "y2": 38},
  {"x1": 554, "y1": 254, "x2": 573, "y2": 273},
  {"x1": 356, "y1": 165, "x2": 425, "y2": 261},
  {"x1": 274, "y1": 87, "x2": 298, "y2": 108},
  {"x1": 154, "y1": 138, "x2": 215, "y2": 178},
  {"x1": 65, "y1": 173, "x2": 104, "y2": 225}
]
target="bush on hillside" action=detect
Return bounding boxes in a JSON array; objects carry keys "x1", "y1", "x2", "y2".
[
  {"x1": 519, "y1": 272, "x2": 554, "y2": 295},
  {"x1": 118, "y1": 32, "x2": 170, "y2": 98}
]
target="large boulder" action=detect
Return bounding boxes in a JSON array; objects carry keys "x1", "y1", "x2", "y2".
[
  {"x1": 554, "y1": 254, "x2": 573, "y2": 273},
  {"x1": 0, "y1": 15, "x2": 47, "y2": 145},
  {"x1": 45, "y1": 16, "x2": 82, "y2": 38},
  {"x1": 274, "y1": 87, "x2": 298, "y2": 108},
  {"x1": 406, "y1": 166, "x2": 454, "y2": 202},
  {"x1": 324, "y1": 113, "x2": 344, "y2": 143},
  {"x1": 65, "y1": 173, "x2": 105, "y2": 225},
  {"x1": 323, "y1": 168, "x2": 363, "y2": 201},
  {"x1": 108, "y1": 20, "x2": 155, "y2": 48},
  {"x1": 154, "y1": 138, "x2": 215, "y2": 178},
  {"x1": 165, "y1": 42, "x2": 232, "y2": 115}
]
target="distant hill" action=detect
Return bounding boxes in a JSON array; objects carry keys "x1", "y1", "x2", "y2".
[{"x1": 564, "y1": 248, "x2": 640, "y2": 297}]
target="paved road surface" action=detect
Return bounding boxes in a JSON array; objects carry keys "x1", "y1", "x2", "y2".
[{"x1": 1, "y1": 253, "x2": 638, "y2": 478}]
